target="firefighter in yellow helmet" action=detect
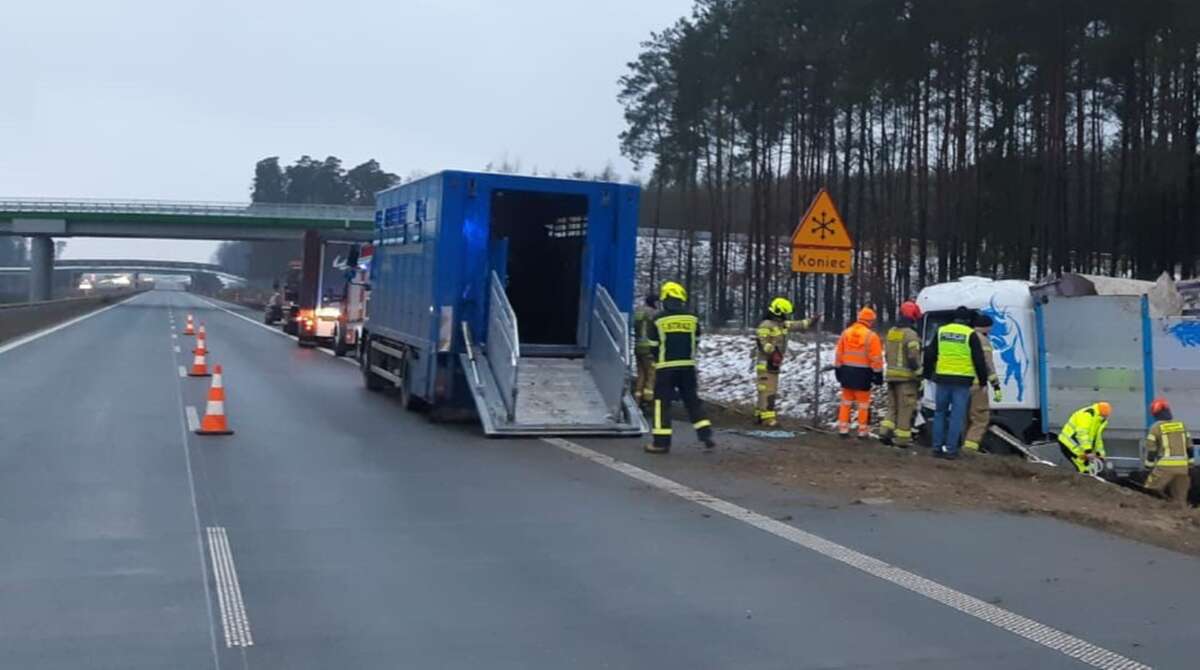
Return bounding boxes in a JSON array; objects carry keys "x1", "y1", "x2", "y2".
[
  {"x1": 754, "y1": 296, "x2": 817, "y2": 427},
  {"x1": 1058, "y1": 401, "x2": 1112, "y2": 474},
  {"x1": 1140, "y1": 398, "x2": 1193, "y2": 506},
  {"x1": 645, "y1": 281, "x2": 715, "y2": 454}
]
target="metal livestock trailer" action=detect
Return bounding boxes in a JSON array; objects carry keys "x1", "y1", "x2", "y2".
[{"x1": 359, "y1": 171, "x2": 647, "y2": 436}]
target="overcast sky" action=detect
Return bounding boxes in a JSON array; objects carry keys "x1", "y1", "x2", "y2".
[{"x1": 0, "y1": 0, "x2": 692, "y2": 262}]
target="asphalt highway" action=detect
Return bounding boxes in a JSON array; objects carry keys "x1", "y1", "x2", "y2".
[{"x1": 0, "y1": 289, "x2": 1197, "y2": 669}]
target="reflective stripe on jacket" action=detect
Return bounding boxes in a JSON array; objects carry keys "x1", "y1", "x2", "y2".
[
  {"x1": 884, "y1": 325, "x2": 922, "y2": 381},
  {"x1": 1145, "y1": 420, "x2": 1192, "y2": 468},
  {"x1": 633, "y1": 305, "x2": 657, "y2": 354},
  {"x1": 648, "y1": 304, "x2": 700, "y2": 369},
  {"x1": 835, "y1": 321, "x2": 883, "y2": 371},
  {"x1": 1058, "y1": 404, "x2": 1108, "y2": 457}
]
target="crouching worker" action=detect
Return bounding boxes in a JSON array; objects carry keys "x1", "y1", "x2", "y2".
[
  {"x1": 1140, "y1": 398, "x2": 1193, "y2": 507},
  {"x1": 1058, "y1": 401, "x2": 1111, "y2": 474}
]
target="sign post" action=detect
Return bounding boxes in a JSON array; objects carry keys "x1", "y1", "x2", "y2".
[{"x1": 791, "y1": 188, "x2": 854, "y2": 427}]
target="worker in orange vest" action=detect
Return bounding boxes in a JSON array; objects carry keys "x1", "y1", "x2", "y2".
[{"x1": 834, "y1": 307, "x2": 884, "y2": 438}]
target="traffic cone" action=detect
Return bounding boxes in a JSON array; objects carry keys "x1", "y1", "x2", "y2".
[
  {"x1": 193, "y1": 332, "x2": 208, "y2": 356},
  {"x1": 197, "y1": 365, "x2": 233, "y2": 435},
  {"x1": 198, "y1": 322, "x2": 207, "y2": 338},
  {"x1": 183, "y1": 314, "x2": 195, "y2": 336},
  {"x1": 188, "y1": 348, "x2": 211, "y2": 377}
]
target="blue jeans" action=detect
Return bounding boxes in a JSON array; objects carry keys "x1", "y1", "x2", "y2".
[{"x1": 932, "y1": 382, "x2": 971, "y2": 454}]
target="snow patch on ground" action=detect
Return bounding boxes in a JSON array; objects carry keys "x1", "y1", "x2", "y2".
[{"x1": 696, "y1": 333, "x2": 846, "y2": 426}]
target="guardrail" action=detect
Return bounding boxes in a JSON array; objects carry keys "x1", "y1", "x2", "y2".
[
  {"x1": 0, "y1": 198, "x2": 374, "y2": 222},
  {"x1": 585, "y1": 284, "x2": 631, "y2": 417},
  {"x1": 486, "y1": 272, "x2": 520, "y2": 421}
]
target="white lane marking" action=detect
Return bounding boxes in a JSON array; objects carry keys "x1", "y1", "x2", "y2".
[
  {"x1": 179, "y1": 365, "x2": 188, "y2": 378},
  {"x1": 174, "y1": 345, "x2": 182, "y2": 353},
  {"x1": 543, "y1": 438, "x2": 1151, "y2": 670},
  {"x1": 185, "y1": 406, "x2": 200, "y2": 432},
  {"x1": 0, "y1": 293, "x2": 141, "y2": 356},
  {"x1": 206, "y1": 527, "x2": 254, "y2": 648},
  {"x1": 168, "y1": 294, "x2": 223, "y2": 670},
  {"x1": 197, "y1": 297, "x2": 360, "y2": 366}
]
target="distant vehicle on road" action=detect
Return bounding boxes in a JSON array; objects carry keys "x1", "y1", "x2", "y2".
[{"x1": 360, "y1": 171, "x2": 645, "y2": 436}]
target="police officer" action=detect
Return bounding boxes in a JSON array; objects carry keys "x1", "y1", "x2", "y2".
[
  {"x1": 880, "y1": 300, "x2": 923, "y2": 447},
  {"x1": 963, "y1": 312, "x2": 1002, "y2": 452},
  {"x1": 924, "y1": 306, "x2": 991, "y2": 459},
  {"x1": 632, "y1": 292, "x2": 659, "y2": 408},
  {"x1": 1140, "y1": 398, "x2": 1192, "y2": 506},
  {"x1": 645, "y1": 281, "x2": 715, "y2": 454},
  {"x1": 754, "y1": 297, "x2": 816, "y2": 427},
  {"x1": 1058, "y1": 401, "x2": 1112, "y2": 473}
]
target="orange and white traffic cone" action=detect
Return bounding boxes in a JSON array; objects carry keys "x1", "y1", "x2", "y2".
[
  {"x1": 198, "y1": 322, "x2": 207, "y2": 338},
  {"x1": 193, "y1": 332, "x2": 208, "y2": 356},
  {"x1": 196, "y1": 365, "x2": 233, "y2": 435},
  {"x1": 183, "y1": 314, "x2": 195, "y2": 336},
  {"x1": 187, "y1": 348, "x2": 211, "y2": 377}
]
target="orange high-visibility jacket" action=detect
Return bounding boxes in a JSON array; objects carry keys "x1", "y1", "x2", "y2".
[{"x1": 835, "y1": 320, "x2": 883, "y2": 391}]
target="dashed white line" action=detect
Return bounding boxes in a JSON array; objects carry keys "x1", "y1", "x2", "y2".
[
  {"x1": 185, "y1": 406, "x2": 200, "y2": 432},
  {"x1": 178, "y1": 365, "x2": 188, "y2": 378},
  {"x1": 172, "y1": 333, "x2": 179, "y2": 340},
  {"x1": 174, "y1": 345, "x2": 181, "y2": 353},
  {"x1": 206, "y1": 527, "x2": 254, "y2": 648},
  {"x1": 542, "y1": 437, "x2": 1151, "y2": 670}
]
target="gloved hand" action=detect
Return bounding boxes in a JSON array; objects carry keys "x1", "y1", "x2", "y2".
[
  {"x1": 992, "y1": 385, "x2": 1003, "y2": 403},
  {"x1": 872, "y1": 370, "x2": 884, "y2": 386},
  {"x1": 769, "y1": 350, "x2": 783, "y2": 368},
  {"x1": 834, "y1": 367, "x2": 845, "y2": 385}
]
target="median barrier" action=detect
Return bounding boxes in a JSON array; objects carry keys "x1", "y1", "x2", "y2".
[{"x1": 0, "y1": 290, "x2": 143, "y2": 345}]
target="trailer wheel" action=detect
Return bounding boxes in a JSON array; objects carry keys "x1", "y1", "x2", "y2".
[{"x1": 362, "y1": 338, "x2": 387, "y2": 392}]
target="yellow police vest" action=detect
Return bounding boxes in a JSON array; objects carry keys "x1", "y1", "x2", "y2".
[{"x1": 934, "y1": 323, "x2": 975, "y2": 380}]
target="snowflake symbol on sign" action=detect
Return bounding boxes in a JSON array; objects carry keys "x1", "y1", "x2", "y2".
[{"x1": 810, "y1": 211, "x2": 838, "y2": 240}]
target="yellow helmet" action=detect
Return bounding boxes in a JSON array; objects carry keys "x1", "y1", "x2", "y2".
[
  {"x1": 768, "y1": 297, "x2": 794, "y2": 318},
  {"x1": 660, "y1": 281, "x2": 687, "y2": 302}
]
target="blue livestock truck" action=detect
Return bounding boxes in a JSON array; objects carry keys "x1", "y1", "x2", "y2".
[{"x1": 359, "y1": 171, "x2": 647, "y2": 436}]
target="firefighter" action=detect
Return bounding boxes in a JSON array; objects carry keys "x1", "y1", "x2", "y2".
[
  {"x1": 963, "y1": 312, "x2": 1003, "y2": 452},
  {"x1": 924, "y1": 306, "x2": 991, "y2": 459},
  {"x1": 834, "y1": 307, "x2": 884, "y2": 438},
  {"x1": 645, "y1": 281, "x2": 715, "y2": 454},
  {"x1": 1057, "y1": 401, "x2": 1112, "y2": 474},
  {"x1": 1140, "y1": 398, "x2": 1192, "y2": 506},
  {"x1": 879, "y1": 300, "x2": 923, "y2": 447},
  {"x1": 754, "y1": 297, "x2": 816, "y2": 427},
  {"x1": 632, "y1": 292, "x2": 659, "y2": 408}
]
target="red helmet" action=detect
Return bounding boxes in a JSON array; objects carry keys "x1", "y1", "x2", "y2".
[
  {"x1": 899, "y1": 300, "x2": 922, "y2": 321},
  {"x1": 1150, "y1": 398, "x2": 1170, "y2": 417}
]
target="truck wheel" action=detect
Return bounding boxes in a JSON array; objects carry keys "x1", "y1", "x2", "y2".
[
  {"x1": 333, "y1": 327, "x2": 348, "y2": 357},
  {"x1": 362, "y1": 339, "x2": 387, "y2": 392}
]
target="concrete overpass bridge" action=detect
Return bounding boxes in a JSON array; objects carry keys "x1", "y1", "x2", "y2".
[
  {"x1": 0, "y1": 198, "x2": 374, "y2": 300},
  {"x1": 0, "y1": 259, "x2": 248, "y2": 289}
]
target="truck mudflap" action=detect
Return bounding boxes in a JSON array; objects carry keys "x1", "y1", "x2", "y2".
[{"x1": 459, "y1": 277, "x2": 648, "y2": 437}]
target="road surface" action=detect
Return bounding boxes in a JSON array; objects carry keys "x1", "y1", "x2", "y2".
[{"x1": 1, "y1": 289, "x2": 1197, "y2": 669}]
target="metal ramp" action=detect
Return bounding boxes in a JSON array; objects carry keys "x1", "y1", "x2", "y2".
[{"x1": 460, "y1": 273, "x2": 647, "y2": 437}]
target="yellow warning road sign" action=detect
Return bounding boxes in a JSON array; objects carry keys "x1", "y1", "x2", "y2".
[{"x1": 791, "y1": 188, "x2": 853, "y2": 274}]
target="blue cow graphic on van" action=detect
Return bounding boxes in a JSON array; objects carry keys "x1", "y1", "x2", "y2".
[
  {"x1": 980, "y1": 297, "x2": 1029, "y2": 402},
  {"x1": 1168, "y1": 321, "x2": 1200, "y2": 348}
]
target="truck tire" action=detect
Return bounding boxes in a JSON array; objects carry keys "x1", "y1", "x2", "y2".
[
  {"x1": 362, "y1": 338, "x2": 387, "y2": 391},
  {"x1": 333, "y1": 327, "x2": 348, "y2": 357}
]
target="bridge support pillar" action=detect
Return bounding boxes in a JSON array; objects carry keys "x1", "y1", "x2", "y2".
[{"x1": 29, "y1": 236, "x2": 54, "y2": 302}]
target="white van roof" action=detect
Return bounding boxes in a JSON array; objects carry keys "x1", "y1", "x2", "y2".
[{"x1": 917, "y1": 276, "x2": 1034, "y2": 313}]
